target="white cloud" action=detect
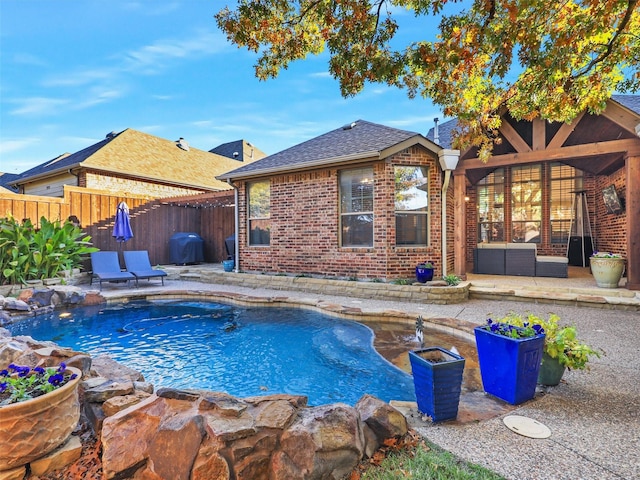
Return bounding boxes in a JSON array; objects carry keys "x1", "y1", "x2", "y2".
[
  {"x1": 121, "y1": 30, "x2": 229, "y2": 74},
  {"x1": 0, "y1": 138, "x2": 38, "y2": 156},
  {"x1": 12, "y1": 53, "x2": 47, "y2": 67},
  {"x1": 10, "y1": 97, "x2": 69, "y2": 116},
  {"x1": 74, "y1": 88, "x2": 125, "y2": 110}
]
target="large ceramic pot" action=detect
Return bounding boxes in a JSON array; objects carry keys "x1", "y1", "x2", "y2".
[
  {"x1": 409, "y1": 347, "x2": 465, "y2": 422},
  {"x1": 537, "y1": 352, "x2": 566, "y2": 386},
  {"x1": 590, "y1": 256, "x2": 625, "y2": 288},
  {"x1": 415, "y1": 264, "x2": 434, "y2": 283},
  {"x1": 474, "y1": 327, "x2": 545, "y2": 405},
  {"x1": 0, "y1": 366, "x2": 82, "y2": 471}
]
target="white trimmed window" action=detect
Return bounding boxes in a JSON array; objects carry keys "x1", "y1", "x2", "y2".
[
  {"x1": 394, "y1": 166, "x2": 429, "y2": 246},
  {"x1": 340, "y1": 167, "x2": 373, "y2": 247},
  {"x1": 247, "y1": 180, "x2": 270, "y2": 246}
]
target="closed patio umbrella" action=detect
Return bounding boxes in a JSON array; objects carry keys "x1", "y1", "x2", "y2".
[{"x1": 112, "y1": 202, "x2": 133, "y2": 242}]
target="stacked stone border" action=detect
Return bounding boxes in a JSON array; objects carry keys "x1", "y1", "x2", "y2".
[{"x1": 2, "y1": 286, "x2": 466, "y2": 479}]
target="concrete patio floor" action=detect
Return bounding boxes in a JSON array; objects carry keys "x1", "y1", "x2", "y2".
[{"x1": 83, "y1": 268, "x2": 639, "y2": 480}]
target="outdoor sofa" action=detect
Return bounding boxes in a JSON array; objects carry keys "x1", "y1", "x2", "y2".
[{"x1": 474, "y1": 243, "x2": 568, "y2": 278}]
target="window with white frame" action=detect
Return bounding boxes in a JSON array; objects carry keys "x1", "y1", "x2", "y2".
[
  {"x1": 247, "y1": 180, "x2": 270, "y2": 246},
  {"x1": 340, "y1": 167, "x2": 374, "y2": 247},
  {"x1": 394, "y1": 166, "x2": 429, "y2": 246}
]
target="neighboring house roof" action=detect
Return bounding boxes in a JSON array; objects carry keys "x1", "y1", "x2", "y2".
[
  {"x1": 209, "y1": 140, "x2": 267, "y2": 162},
  {"x1": 10, "y1": 129, "x2": 254, "y2": 191},
  {"x1": 218, "y1": 120, "x2": 440, "y2": 181},
  {"x1": 427, "y1": 95, "x2": 640, "y2": 150},
  {"x1": 0, "y1": 173, "x2": 20, "y2": 193}
]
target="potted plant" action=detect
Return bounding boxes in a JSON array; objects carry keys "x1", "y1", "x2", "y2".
[
  {"x1": 408, "y1": 316, "x2": 465, "y2": 422},
  {"x1": 498, "y1": 312, "x2": 601, "y2": 386},
  {"x1": 474, "y1": 318, "x2": 545, "y2": 405},
  {"x1": 590, "y1": 251, "x2": 625, "y2": 288},
  {"x1": 415, "y1": 261, "x2": 434, "y2": 283},
  {"x1": 0, "y1": 363, "x2": 82, "y2": 471}
]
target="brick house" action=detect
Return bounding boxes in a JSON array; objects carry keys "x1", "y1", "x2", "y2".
[
  {"x1": 218, "y1": 120, "x2": 458, "y2": 280},
  {"x1": 427, "y1": 95, "x2": 640, "y2": 290},
  {"x1": 9, "y1": 129, "x2": 265, "y2": 198}
]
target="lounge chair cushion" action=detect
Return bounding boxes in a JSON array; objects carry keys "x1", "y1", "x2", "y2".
[
  {"x1": 90, "y1": 251, "x2": 135, "y2": 290},
  {"x1": 123, "y1": 250, "x2": 167, "y2": 285}
]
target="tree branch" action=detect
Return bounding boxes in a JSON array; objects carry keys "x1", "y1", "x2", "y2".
[{"x1": 573, "y1": 0, "x2": 638, "y2": 79}]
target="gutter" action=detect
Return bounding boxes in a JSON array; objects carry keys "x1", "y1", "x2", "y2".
[{"x1": 227, "y1": 179, "x2": 240, "y2": 273}]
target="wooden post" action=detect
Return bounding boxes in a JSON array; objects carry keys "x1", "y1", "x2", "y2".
[
  {"x1": 626, "y1": 153, "x2": 640, "y2": 290},
  {"x1": 453, "y1": 171, "x2": 467, "y2": 278}
]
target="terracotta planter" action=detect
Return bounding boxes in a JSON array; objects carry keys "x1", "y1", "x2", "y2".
[
  {"x1": 0, "y1": 366, "x2": 82, "y2": 471},
  {"x1": 590, "y1": 256, "x2": 625, "y2": 288}
]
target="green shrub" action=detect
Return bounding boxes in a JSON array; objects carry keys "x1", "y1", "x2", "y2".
[{"x1": 0, "y1": 215, "x2": 98, "y2": 285}]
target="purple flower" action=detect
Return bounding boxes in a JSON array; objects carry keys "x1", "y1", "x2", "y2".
[
  {"x1": 34, "y1": 366, "x2": 46, "y2": 375},
  {"x1": 48, "y1": 373, "x2": 64, "y2": 386}
]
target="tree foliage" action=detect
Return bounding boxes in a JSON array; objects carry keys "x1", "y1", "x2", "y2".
[{"x1": 216, "y1": 0, "x2": 639, "y2": 159}]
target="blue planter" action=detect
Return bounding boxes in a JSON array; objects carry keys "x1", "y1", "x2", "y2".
[
  {"x1": 222, "y1": 260, "x2": 235, "y2": 272},
  {"x1": 474, "y1": 326, "x2": 545, "y2": 405},
  {"x1": 409, "y1": 347, "x2": 465, "y2": 422},
  {"x1": 415, "y1": 265, "x2": 434, "y2": 283}
]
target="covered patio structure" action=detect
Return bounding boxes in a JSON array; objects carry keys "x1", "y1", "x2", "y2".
[{"x1": 444, "y1": 95, "x2": 640, "y2": 290}]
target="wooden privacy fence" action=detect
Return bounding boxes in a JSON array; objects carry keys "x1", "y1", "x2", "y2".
[{"x1": 0, "y1": 186, "x2": 236, "y2": 267}]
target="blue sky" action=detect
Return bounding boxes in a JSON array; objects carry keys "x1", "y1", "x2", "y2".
[{"x1": 0, "y1": 1, "x2": 445, "y2": 174}]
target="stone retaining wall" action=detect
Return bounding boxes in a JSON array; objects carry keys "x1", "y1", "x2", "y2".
[
  {"x1": 170, "y1": 268, "x2": 470, "y2": 305},
  {"x1": 0, "y1": 287, "x2": 411, "y2": 479}
]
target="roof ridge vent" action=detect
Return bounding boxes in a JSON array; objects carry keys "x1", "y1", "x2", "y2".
[
  {"x1": 106, "y1": 131, "x2": 118, "y2": 139},
  {"x1": 176, "y1": 137, "x2": 190, "y2": 151},
  {"x1": 342, "y1": 121, "x2": 357, "y2": 130}
]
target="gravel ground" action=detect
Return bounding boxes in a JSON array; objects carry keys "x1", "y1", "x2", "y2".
[{"x1": 94, "y1": 280, "x2": 640, "y2": 480}]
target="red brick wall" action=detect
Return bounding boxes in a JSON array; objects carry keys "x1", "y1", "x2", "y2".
[
  {"x1": 236, "y1": 146, "x2": 442, "y2": 280},
  {"x1": 594, "y1": 168, "x2": 627, "y2": 255}
]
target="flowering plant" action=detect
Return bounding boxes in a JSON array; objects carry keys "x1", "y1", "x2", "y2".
[
  {"x1": 591, "y1": 251, "x2": 623, "y2": 258},
  {"x1": 496, "y1": 313, "x2": 600, "y2": 370},
  {"x1": 479, "y1": 317, "x2": 545, "y2": 339},
  {"x1": 0, "y1": 363, "x2": 78, "y2": 406}
]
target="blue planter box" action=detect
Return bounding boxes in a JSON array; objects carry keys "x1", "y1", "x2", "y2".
[
  {"x1": 474, "y1": 326, "x2": 545, "y2": 405},
  {"x1": 409, "y1": 347, "x2": 465, "y2": 422},
  {"x1": 415, "y1": 265, "x2": 434, "y2": 283}
]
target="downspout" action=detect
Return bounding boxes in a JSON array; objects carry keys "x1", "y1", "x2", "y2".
[
  {"x1": 227, "y1": 179, "x2": 240, "y2": 273},
  {"x1": 438, "y1": 150, "x2": 460, "y2": 277}
]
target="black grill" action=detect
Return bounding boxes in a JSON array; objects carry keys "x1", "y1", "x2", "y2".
[{"x1": 169, "y1": 233, "x2": 204, "y2": 265}]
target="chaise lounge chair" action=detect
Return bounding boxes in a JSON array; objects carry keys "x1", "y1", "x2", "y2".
[
  {"x1": 90, "y1": 251, "x2": 135, "y2": 290},
  {"x1": 123, "y1": 250, "x2": 167, "y2": 287}
]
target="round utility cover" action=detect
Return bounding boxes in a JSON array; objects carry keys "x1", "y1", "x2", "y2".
[{"x1": 503, "y1": 415, "x2": 551, "y2": 439}]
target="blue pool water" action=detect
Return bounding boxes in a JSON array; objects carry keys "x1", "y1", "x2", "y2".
[{"x1": 7, "y1": 300, "x2": 416, "y2": 406}]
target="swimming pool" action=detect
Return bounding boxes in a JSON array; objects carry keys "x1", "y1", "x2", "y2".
[{"x1": 7, "y1": 300, "x2": 416, "y2": 406}]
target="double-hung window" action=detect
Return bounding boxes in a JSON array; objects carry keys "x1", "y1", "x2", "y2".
[
  {"x1": 340, "y1": 167, "x2": 373, "y2": 247},
  {"x1": 394, "y1": 166, "x2": 429, "y2": 246},
  {"x1": 247, "y1": 180, "x2": 270, "y2": 246}
]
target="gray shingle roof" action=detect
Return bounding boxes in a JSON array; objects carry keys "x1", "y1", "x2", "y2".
[
  {"x1": 218, "y1": 120, "x2": 430, "y2": 180},
  {"x1": 426, "y1": 119, "x2": 457, "y2": 150},
  {"x1": 426, "y1": 95, "x2": 640, "y2": 150},
  {"x1": 612, "y1": 94, "x2": 640, "y2": 115}
]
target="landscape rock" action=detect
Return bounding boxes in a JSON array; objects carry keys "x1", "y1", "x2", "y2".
[{"x1": 29, "y1": 435, "x2": 83, "y2": 476}]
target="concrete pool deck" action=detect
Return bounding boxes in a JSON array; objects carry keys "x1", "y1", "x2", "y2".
[{"x1": 81, "y1": 272, "x2": 639, "y2": 480}]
